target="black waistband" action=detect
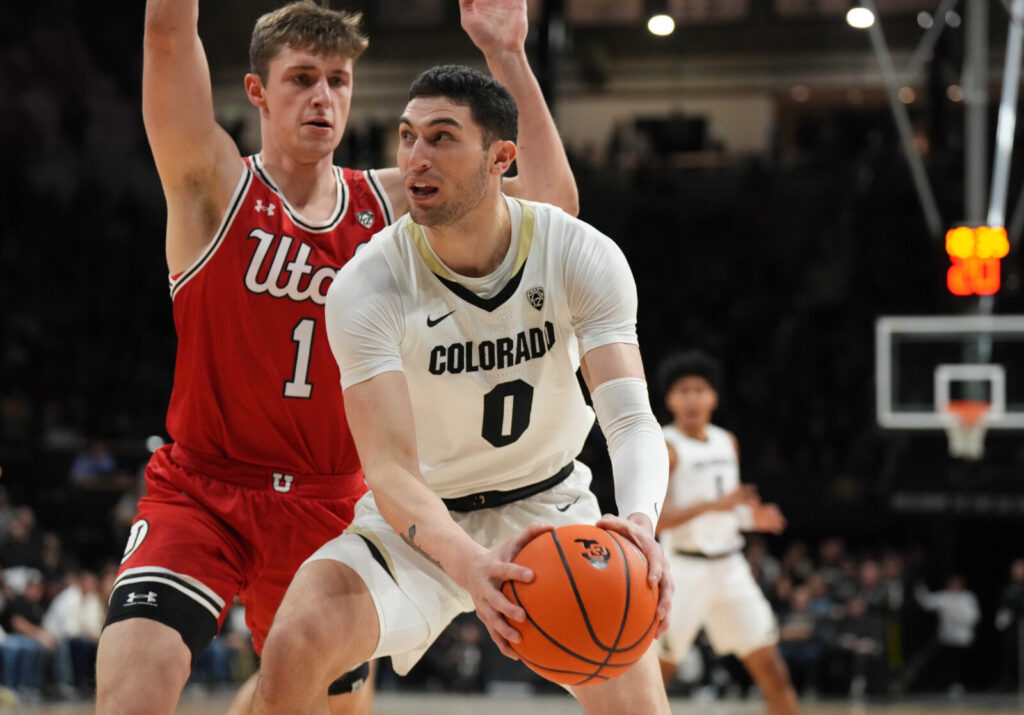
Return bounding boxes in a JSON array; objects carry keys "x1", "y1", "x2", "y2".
[
  {"x1": 675, "y1": 548, "x2": 739, "y2": 560},
  {"x1": 442, "y1": 463, "x2": 574, "y2": 512}
]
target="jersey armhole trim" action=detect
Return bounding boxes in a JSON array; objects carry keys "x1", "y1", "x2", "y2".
[
  {"x1": 365, "y1": 169, "x2": 395, "y2": 225},
  {"x1": 169, "y1": 165, "x2": 252, "y2": 300}
]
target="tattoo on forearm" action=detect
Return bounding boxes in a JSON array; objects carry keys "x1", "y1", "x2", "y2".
[{"x1": 401, "y1": 524, "x2": 445, "y2": 572}]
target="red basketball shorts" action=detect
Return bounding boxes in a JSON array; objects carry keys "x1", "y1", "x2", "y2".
[{"x1": 105, "y1": 444, "x2": 363, "y2": 659}]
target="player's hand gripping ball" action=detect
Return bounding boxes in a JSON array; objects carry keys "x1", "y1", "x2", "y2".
[{"x1": 501, "y1": 524, "x2": 659, "y2": 686}]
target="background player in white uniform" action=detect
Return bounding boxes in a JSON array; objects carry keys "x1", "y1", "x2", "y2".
[
  {"x1": 655, "y1": 350, "x2": 801, "y2": 714},
  {"x1": 251, "y1": 65, "x2": 673, "y2": 715}
]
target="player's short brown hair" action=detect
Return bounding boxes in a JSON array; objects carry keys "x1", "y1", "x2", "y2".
[{"x1": 250, "y1": 1, "x2": 368, "y2": 81}]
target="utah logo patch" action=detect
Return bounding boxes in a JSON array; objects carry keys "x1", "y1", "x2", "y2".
[
  {"x1": 356, "y1": 210, "x2": 375, "y2": 229},
  {"x1": 526, "y1": 286, "x2": 544, "y2": 310}
]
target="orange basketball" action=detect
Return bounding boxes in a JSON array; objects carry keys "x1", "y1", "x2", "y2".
[{"x1": 500, "y1": 524, "x2": 659, "y2": 686}]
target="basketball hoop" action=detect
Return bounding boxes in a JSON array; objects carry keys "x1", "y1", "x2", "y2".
[{"x1": 941, "y1": 400, "x2": 990, "y2": 460}]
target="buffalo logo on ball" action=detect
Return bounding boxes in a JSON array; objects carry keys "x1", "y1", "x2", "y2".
[{"x1": 574, "y1": 538, "x2": 611, "y2": 570}]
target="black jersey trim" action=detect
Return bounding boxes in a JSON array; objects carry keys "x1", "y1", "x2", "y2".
[
  {"x1": 405, "y1": 198, "x2": 535, "y2": 312},
  {"x1": 365, "y1": 169, "x2": 394, "y2": 225},
  {"x1": 435, "y1": 261, "x2": 528, "y2": 312},
  {"x1": 170, "y1": 166, "x2": 252, "y2": 300}
]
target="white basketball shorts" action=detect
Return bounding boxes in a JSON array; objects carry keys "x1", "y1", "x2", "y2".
[
  {"x1": 657, "y1": 551, "x2": 778, "y2": 662},
  {"x1": 305, "y1": 461, "x2": 602, "y2": 675}
]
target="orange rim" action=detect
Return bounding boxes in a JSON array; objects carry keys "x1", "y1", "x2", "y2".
[{"x1": 945, "y1": 399, "x2": 990, "y2": 426}]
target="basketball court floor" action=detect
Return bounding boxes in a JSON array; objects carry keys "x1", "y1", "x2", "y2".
[{"x1": 14, "y1": 691, "x2": 1024, "y2": 714}]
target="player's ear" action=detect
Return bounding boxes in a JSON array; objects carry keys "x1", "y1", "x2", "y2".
[
  {"x1": 244, "y1": 73, "x2": 267, "y2": 109},
  {"x1": 491, "y1": 140, "x2": 516, "y2": 176}
]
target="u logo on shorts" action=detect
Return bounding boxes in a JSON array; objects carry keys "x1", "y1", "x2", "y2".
[{"x1": 272, "y1": 473, "x2": 294, "y2": 493}]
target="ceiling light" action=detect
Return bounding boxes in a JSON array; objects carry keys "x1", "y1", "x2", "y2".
[
  {"x1": 846, "y1": 6, "x2": 875, "y2": 29},
  {"x1": 648, "y1": 14, "x2": 675, "y2": 36}
]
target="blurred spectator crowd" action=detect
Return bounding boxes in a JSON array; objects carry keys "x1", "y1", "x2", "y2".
[
  {"x1": 0, "y1": 483, "x2": 1021, "y2": 705},
  {"x1": 662, "y1": 538, "x2": 1024, "y2": 703},
  {"x1": 0, "y1": 485, "x2": 257, "y2": 704}
]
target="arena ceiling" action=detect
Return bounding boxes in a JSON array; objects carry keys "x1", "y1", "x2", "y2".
[{"x1": 198, "y1": 0, "x2": 998, "y2": 75}]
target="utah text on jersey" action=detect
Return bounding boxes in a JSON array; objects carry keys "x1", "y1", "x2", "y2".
[{"x1": 245, "y1": 229, "x2": 338, "y2": 305}]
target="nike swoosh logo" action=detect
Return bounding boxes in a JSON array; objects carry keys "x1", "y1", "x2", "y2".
[
  {"x1": 426, "y1": 310, "x2": 455, "y2": 328},
  {"x1": 556, "y1": 497, "x2": 580, "y2": 512}
]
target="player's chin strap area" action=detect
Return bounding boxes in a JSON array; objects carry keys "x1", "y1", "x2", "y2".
[
  {"x1": 328, "y1": 661, "x2": 371, "y2": 695},
  {"x1": 590, "y1": 377, "x2": 669, "y2": 528}
]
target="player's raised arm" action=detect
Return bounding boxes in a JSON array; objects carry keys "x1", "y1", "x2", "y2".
[
  {"x1": 371, "y1": 0, "x2": 578, "y2": 219},
  {"x1": 143, "y1": 0, "x2": 243, "y2": 274},
  {"x1": 461, "y1": 0, "x2": 579, "y2": 215}
]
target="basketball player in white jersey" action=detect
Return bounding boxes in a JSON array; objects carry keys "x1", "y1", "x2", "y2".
[
  {"x1": 655, "y1": 350, "x2": 801, "y2": 714},
  {"x1": 251, "y1": 65, "x2": 673, "y2": 714}
]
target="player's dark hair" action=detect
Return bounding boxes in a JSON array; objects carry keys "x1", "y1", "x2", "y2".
[
  {"x1": 408, "y1": 64, "x2": 518, "y2": 146},
  {"x1": 657, "y1": 350, "x2": 722, "y2": 398}
]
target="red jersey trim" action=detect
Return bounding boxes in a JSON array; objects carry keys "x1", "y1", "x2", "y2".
[
  {"x1": 169, "y1": 165, "x2": 252, "y2": 300},
  {"x1": 250, "y1": 155, "x2": 349, "y2": 233}
]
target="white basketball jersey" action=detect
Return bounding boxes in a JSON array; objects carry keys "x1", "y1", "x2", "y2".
[
  {"x1": 327, "y1": 197, "x2": 639, "y2": 499},
  {"x1": 661, "y1": 424, "x2": 743, "y2": 556}
]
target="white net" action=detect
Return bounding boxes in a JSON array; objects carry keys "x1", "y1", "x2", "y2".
[{"x1": 941, "y1": 401, "x2": 990, "y2": 460}]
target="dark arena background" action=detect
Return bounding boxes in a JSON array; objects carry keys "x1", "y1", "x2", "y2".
[{"x1": 2, "y1": 0, "x2": 1024, "y2": 712}]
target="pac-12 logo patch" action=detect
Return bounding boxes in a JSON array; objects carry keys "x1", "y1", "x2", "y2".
[
  {"x1": 527, "y1": 286, "x2": 544, "y2": 310},
  {"x1": 121, "y1": 519, "x2": 149, "y2": 564},
  {"x1": 356, "y1": 210, "x2": 375, "y2": 229}
]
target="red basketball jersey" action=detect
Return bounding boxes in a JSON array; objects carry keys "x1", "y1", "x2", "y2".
[{"x1": 166, "y1": 155, "x2": 394, "y2": 480}]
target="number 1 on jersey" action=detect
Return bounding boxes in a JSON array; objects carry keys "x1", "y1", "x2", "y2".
[{"x1": 284, "y1": 318, "x2": 315, "y2": 399}]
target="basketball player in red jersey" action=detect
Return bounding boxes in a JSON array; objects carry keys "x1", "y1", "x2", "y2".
[{"x1": 94, "y1": 0, "x2": 578, "y2": 712}]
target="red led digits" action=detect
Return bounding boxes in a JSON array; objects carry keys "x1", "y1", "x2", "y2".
[{"x1": 946, "y1": 226, "x2": 1009, "y2": 296}]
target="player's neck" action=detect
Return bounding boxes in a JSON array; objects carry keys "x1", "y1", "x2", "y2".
[
  {"x1": 257, "y1": 146, "x2": 337, "y2": 219},
  {"x1": 674, "y1": 420, "x2": 709, "y2": 441},
  {"x1": 422, "y1": 193, "x2": 511, "y2": 278}
]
